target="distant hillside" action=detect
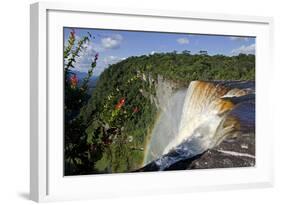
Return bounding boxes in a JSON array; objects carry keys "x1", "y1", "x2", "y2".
[
  {"x1": 72, "y1": 70, "x2": 99, "y2": 89},
  {"x1": 78, "y1": 53, "x2": 255, "y2": 173}
]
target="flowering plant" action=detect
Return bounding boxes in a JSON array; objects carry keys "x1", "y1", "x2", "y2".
[{"x1": 64, "y1": 29, "x2": 101, "y2": 175}]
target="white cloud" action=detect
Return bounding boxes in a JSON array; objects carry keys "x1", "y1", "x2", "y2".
[
  {"x1": 91, "y1": 56, "x2": 124, "y2": 76},
  {"x1": 103, "y1": 56, "x2": 123, "y2": 65},
  {"x1": 229, "y1": 36, "x2": 249, "y2": 41},
  {"x1": 231, "y1": 43, "x2": 255, "y2": 55},
  {"x1": 150, "y1": 51, "x2": 156, "y2": 55},
  {"x1": 177, "y1": 37, "x2": 189, "y2": 45},
  {"x1": 67, "y1": 33, "x2": 125, "y2": 75},
  {"x1": 85, "y1": 40, "x2": 105, "y2": 53},
  {"x1": 101, "y1": 34, "x2": 123, "y2": 49},
  {"x1": 67, "y1": 35, "x2": 101, "y2": 72},
  {"x1": 74, "y1": 42, "x2": 97, "y2": 70}
]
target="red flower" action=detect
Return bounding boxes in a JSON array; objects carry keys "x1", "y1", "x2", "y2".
[
  {"x1": 70, "y1": 29, "x2": 75, "y2": 38},
  {"x1": 119, "y1": 98, "x2": 125, "y2": 104},
  {"x1": 133, "y1": 107, "x2": 139, "y2": 113},
  {"x1": 70, "y1": 74, "x2": 78, "y2": 88},
  {"x1": 115, "y1": 98, "x2": 125, "y2": 110}
]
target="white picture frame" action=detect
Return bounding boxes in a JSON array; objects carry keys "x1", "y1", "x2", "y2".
[{"x1": 30, "y1": 1, "x2": 274, "y2": 202}]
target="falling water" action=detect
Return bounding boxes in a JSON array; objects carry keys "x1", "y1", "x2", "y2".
[{"x1": 143, "y1": 81, "x2": 253, "y2": 169}]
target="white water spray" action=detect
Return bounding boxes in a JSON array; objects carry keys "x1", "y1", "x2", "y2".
[{"x1": 144, "y1": 81, "x2": 242, "y2": 165}]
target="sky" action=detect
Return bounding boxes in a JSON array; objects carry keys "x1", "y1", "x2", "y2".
[{"x1": 64, "y1": 27, "x2": 255, "y2": 76}]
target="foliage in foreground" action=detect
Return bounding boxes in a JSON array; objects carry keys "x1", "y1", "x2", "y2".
[{"x1": 64, "y1": 29, "x2": 101, "y2": 175}]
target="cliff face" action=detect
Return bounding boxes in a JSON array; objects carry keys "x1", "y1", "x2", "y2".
[
  {"x1": 154, "y1": 75, "x2": 183, "y2": 110},
  {"x1": 140, "y1": 72, "x2": 185, "y2": 111}
]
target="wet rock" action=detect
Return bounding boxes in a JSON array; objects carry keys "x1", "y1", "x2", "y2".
[
  {"x1": 136, "y1": 132, "x2": 255, "y2": 172},
  {"x1": 187, "y1": 133, "x2": 255, "y2": 169}
]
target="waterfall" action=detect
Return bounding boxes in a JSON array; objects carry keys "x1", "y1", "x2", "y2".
[{"x1": 143, "y1": 81, "x2": 251, "y2": 168}]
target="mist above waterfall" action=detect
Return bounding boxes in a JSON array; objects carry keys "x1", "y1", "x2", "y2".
[{"x1": 143, "y1": 81, "x2": 253, "y2": 167}]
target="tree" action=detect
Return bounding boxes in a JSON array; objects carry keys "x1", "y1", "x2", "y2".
[
  {"x1": 182, "y1": 50, "x2": 191, "y2": 55},
  {"x1": 199, "y1": 50, "x2": 208, "y2": 55}
]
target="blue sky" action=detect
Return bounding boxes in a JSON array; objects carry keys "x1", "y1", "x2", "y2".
[{"x1": 64, "y1": 27, "x2": 255, "y2": 76}]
